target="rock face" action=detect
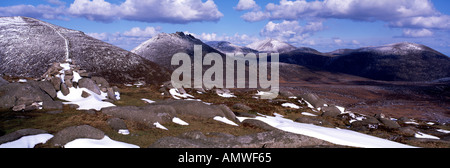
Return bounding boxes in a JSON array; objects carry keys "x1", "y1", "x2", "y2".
[
  {"x1": 50, "y1": 125, "x2": 105, "y2": 147},
  {"x1": 0, "y1": 82, "x2": 63, "y2": 111},
  {"x1": 0, "y1": 16, "x2": 169, "y2": 84},
  {"x1": 148, "y1": 130, "x2": 334, "y2": 148}
]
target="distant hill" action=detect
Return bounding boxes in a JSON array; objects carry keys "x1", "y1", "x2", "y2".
[
  {"x1": 247, "y1": 39, "x2": 297, "y2": 53},
  {"x1": 206, "y1": 41, "x2": 258, "y2": 55}
]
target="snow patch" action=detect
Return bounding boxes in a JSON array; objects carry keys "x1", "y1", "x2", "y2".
[
  {"x1": 57, "y1": 87, "x2": 116, "y2": 111},
  {"x1": 141, "y1": 98, "x2": 155, "y2": 104},
  {"x1": 172, "y1": 117, "x2": 189, "y2": 126},
  {"x1": 281, "y1": 103, "x2": 300, "y2": 109},
  {"x1": 415, "y1": 132, "x2": 440, "y2": 140},
  {"x1": 118, "y1": 129, "x2": 130, "y2": 135},
  {"x1": 0, "y1": 134, "x2": 53, "y2": 148},
  {"x1": 213, "y1": 116, "x2": 239, "y2": 126},
  {"x1": 301, "y1": 112, "x2": 318, "y2": 117},
  {"x1": 169, "y1": 88, "x2": 194, "y2": 100},
  {"x1": 436, "y1": 129, "x2": 450, "y2": 134},
  {"x1": 217, "y1": 92, "x2": 237, "y2": 98},
  {"x1": 237, "y1": 114, "x2": 415, "y2": 148},
  {"x1": 154, "y1": 122, "x2": 168, "y2": 130},
  {"x1": 64, "y1": 136, "x2": 139, "y2": 148}
]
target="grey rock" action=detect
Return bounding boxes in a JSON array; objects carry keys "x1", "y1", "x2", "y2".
[
  {"x1": 32, "y1": 81, "x2": 57, "y2": 99},
  {"x1": 50, "y1": 125, "x2": 105, "y2": 147},
  {"x1": 42, "y1": 100, "x2": 63, "y2": 110},
  {"x1": 321, "y1": 105, "x2": 341, "y2": 117},
  {"x1": 149, "y1": 130, "x2": 334, "y2": 148},
  {"x1": 0, "y1": 83, "x2": 50, "y2": 110},
  {"x1": 242, "y1": 119, "x2": 276, "y2": 131},
  {"x1": 279, "y1": 90, "x2": 295, "y2": 98},
  {"x1": 295, "y1": 117, "x2": 333, "y2": 127},
  {"x1": 233, "y1": 103, "x2": 252, "y2": 112},
  {"x1": 106, "y1": 87, "x2": 117, "y2": 101},
  {"x1": 0, "y1": 128, "x2": 48, "y2": 145},
  {"x1": 107, "y1": 118, "x2": 127, "y2": 132},
  {"x1": 81, "y1": 91, "x2": 90, "y2": 98},
  {"x1": 12, "y1": 104, "x2": 26, "y2": 112},
  {"x1": 102, "y1": 105, "x2": 176, "y2": 126},
  {"x1": 379, "y1": 118, "x2": 401, "y2": 129},
  {"x1": 91, "y1": 77, "x2": 110, "y2": 89},
  {"x1": 78, "y1": 78, "x2": 101, "y2": 95},
  {"x1": 60, "y1": 83, "x2": 70, "y2": 96},
  {"x1": 50, "y1": 77, "x2": 61, "y2": 91},
  {"x1": 299, "y1": 93, "x2": 326, "y2": 108}
]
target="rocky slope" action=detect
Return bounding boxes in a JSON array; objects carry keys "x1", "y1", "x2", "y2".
[
  {"x1": 206, "y1": 41, "x2": 258, "y2": 54},
  {"x1": 0, "y1": 16, "x2": 169, "y2": 84},
  {"x1": 132, "y1": 32, "x2": 224, "y2": 71}
]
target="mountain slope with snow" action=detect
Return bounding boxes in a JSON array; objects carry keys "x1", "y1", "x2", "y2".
[
  {"x1": 0, "y1": 16, "x2": 169, "y2": 83},
  {"x1": 247, "y1": 39, "x2": 297, "y2": 53},
  {"x1": 132, "y1": 32, "x2": 224, "y2": 70},
  {"x1": 206, "y1": 41, "x2": 258, "y2": 54}
]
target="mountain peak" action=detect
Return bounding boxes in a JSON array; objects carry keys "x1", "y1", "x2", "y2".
[
  {"x1": 206, "y1": 41, "x2": 257, "y2": 54},
  {"x1": 247, "y1": 39, "x2": 297, "y2": 53}
]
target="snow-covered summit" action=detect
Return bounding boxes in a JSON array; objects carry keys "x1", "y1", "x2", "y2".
[
  {"x1": 132, "y1": 32, "x2": 224, "y2": 70},
  {"x1": 247, "y1": 39, "x2": 297, "y2": 53},
  {"x1": 357, "y1": 42, "x2": 434, "y2": 55},
  {"x1": 206, "y1": 41, "x2": 258, "y2": 54}
]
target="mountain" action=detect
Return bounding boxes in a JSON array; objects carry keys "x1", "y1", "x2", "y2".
[
  {"x1": 325, "y1": 42, "x2": 450, "y2": 81},
  {"x1": 278, "y1": 42, "x2": 450, "y2": 81},
  {"x1": 132, "y1": 32, "x2": 224, "y2": 70},
  {"x1": 205, "y1": 41, "x2": 258, "y2": 54},
  {"x1": 247, "y1": 39, "x2": 297, "y2": 53},
  {"x1": 0, "y1": 16, "x2": 169, "y2": 84}
]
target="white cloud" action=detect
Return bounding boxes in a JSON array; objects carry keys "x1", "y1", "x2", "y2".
[
  {"x1": 234, "y1": 0, "x2": 259, "y2": 11},
  {"x1": 260, "y1": 20, "x2": 323, "y2": 42},
  {"x1": 0, "y1": 0, "x2": 223, "y2": 24},
  {"x1": 123, "y1": 26, "x2": 161, "y2": 37},
  {"x1": 402, "y1": 28, "x2": 434, "y2": 37},
  {"x1": 69, "y1": 0, "x2": 223, "y2": 23},
  {"x1": 242, "y1": 0, "x2": 450, "y2": 30},
  {"x1": 333, "y1": 38, "x2": 343, "y2": 45}
]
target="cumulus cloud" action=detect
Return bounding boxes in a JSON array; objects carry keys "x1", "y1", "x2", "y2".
[
  {"x1": 87, "y1": 26, "x2": 162, "y2": 50},
  {"x1": 234, "y1": 0, "x2": 259, "y2": 11},
  {"x1": 123, "y1": 27, "x2": 161, "y2": 37},
  {"x1": 242, "y1": 0, "x2": 450, "y2": 31},
  {"x1": 0, "y1": 4, "x2": 67, "y2": 20},
  {"x1": 402, "y1": 28, "x2": 434, "y2": 38},
  {"x1": 69, "y1": 0, "x2": 223, "y2": 23},
  {"x1": 260, "y1": 20, "x2": 323, "y2": 42},
  {"x1": 1, "y1": 0, "x2": 223, "y2": 24}
]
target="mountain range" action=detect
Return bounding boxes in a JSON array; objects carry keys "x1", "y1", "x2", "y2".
[{"x1": 0, "y1": 16, "x2": 449, "y2": 83}]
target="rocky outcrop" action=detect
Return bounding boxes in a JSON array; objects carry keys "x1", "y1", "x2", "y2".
[
  {"x1": 50, "y1": 125, "x2": 105, "y2": 147},
  {"x1": 148, "y1": 130, "x2": 335, "y2": 148}
]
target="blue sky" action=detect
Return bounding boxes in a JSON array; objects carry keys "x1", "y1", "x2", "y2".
[{"x1": 1, "y1": 0, "x2": 450, "y2": 55}]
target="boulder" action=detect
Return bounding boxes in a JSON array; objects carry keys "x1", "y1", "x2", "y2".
[
  {"x1": 30, "y1": 81, "x2": 57, "y2": 99},
  {"x1": 102, "y1": 105, "x2": 177, "y2": 126},
  {"x1": 279, "y1": 90, "x2": 295, "y2": 98},
  {"x1": 295, "y1": 117, "x2": 333, "y2": 127},
  {"x1": 232, "y1": 103, "x2": 252, "y2": 112},
  {"x1": 242, "y1": 119, "x2": 276, "y2": 131},
  {"x1": 0, "y1": 128, "x2": 48, "y2": 145},
  {"x1": 81, "y1": 91, "x2": 91, "y2": 98},
  {"x1": 42, "y1": 100, "x2": 63, "y2": 110},
  {"x1": 78, "y1": 78, "x2": 101, "y2": 95},
  {"x1": 50, "y1": 77, "x2": 61, "y2": 91},
  {"x1": 106, "y1": 87, "x2": 117, "y2": 101},
  {"x1": 91, "y1": 77, "x2": 110, "y2": 89},
  {"x1": 154, "y1": 100, "x2": 237, "y2": 121},
  {"x1": 379, "y1": 118, "x2": 401, "y2": 129},
  {"x1": 299, "y1": 93, "x2": 326, "y2": 108},
  {"x1": 149, "y1": 130, "x2": 335, "y2": 148},
  {"x1": 321, "y1": 105, "x2": 342, "y2": 117},
  {"x1": 107, "y1": 118, "x2": 128, "y2": 132},
  {"x1": 50, "y1": 125, "x2": 105, "y2": 147},
  {"x1": 60, "y1": 83, "x2": 70, "y2": 96},
  {"x1": 0, "y1": 83, "x2": 49, "y2": 110}
]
